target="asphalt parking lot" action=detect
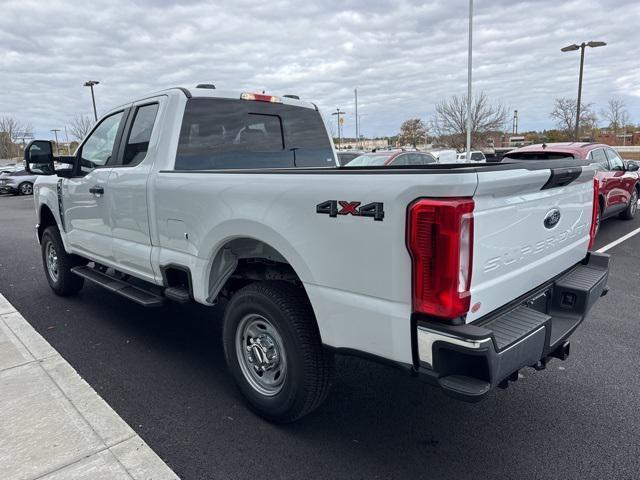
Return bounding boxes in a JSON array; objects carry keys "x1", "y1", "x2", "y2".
[{"x1": 1, "y1": 193, "x2": 639, "y2": 480}]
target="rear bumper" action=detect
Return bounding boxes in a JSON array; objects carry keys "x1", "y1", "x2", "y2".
[{"x1": 415, "y1": 251, "x2": 610, "y2": 402}]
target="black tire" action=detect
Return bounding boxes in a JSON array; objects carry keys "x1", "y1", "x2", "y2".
[
  {"x1": 223, "y1": 281, "x2": 334, "y2": 423},
  {"x1": 18, "y1": 182, "x2": 33, "y2": 195},
  {"x1": 620, "y1": 188, "x2": 638, "y2": 220},
  {"x1": 41, "y1": 226, "x2": 85, "y2": 296}
]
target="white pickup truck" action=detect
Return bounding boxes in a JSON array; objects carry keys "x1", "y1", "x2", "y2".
[{"x1": 26, "y1": 85, "x2": 609, "y2": 422}]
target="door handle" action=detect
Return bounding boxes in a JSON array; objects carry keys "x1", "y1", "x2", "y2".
[{"x1": 89, "y1": 186, "x2": 104, "y2": 195}]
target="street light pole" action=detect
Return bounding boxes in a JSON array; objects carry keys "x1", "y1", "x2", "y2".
[
  {"x1": 331, "y1": 108, "x2": 345, "y2": 150},
  {"x1": 354, "y1": 89, "x2": 358, "y2": 150},
  {"x1": 466, "y1": 0, "x2": 473, "y2": 161},
  {"x1": 84, "y1": 80, "x2": 100, "y2": 121},
  {"x1": 50, "y1": 129, "x2": 61, "y2": 155},
  {"x1": 561, "y1": 41, "x2": 606, "y2": 141},
  {"x1": 575, "y1": 44, "x2": 586, "y2": 141}
]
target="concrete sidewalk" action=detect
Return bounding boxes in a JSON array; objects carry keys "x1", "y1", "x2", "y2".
[{"x1": 0, "y1": 293, "x2": 180, "y2": 480}]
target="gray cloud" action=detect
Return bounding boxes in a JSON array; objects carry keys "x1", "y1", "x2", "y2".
[{"x1": 0, "y1": 0, "x2": 638, "y2": 139}]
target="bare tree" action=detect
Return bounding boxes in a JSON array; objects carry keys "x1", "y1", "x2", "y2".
[
  {"x1": 0, "y1": 116, "x2": 34, "y2": 159},
  {"x1": 550, "y1": 98, "x2": 597, "y2": 139},
  {"x1": 68, "y1": 115, "x2": 94, "y2": 141},
  {"x1": 431, "y1": 92, "x2": 508, "y2": 149},
  {"x1": 398, "y1": 118, "x2": 427, "y2": 147},
  {"x1": 600, "y1": 99, "x2": 628, "y2": 135}
]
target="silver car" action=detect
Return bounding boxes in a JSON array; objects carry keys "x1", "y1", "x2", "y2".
[{"x1": 0, "y1": 168, "x2": 38, "y2": 195}]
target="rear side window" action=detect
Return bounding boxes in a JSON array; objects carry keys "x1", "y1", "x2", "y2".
[
  {"x1": 175, "y1": 98, "x2": 335, "y2": 170},
  {"x1": 590, "y1": 148, "x2": 609, "y2": 169},
  {"x1": 122, "y1": 103, "x2": 159, "y2": 166}
]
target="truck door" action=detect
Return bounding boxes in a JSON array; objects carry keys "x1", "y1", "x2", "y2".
[
  {"x1": 106, "y1": 99, "x2": 162, "y2": 282},
  {"x1": 63, "y1": 109, "x2": 128, "y2": 263}
]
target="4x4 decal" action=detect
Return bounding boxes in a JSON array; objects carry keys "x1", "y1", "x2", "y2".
[{"x1": 316, "y1": 200, "x2": 384, "y2": 221}]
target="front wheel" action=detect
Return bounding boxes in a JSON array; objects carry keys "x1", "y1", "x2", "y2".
[
  {"x1": 18, "y1": 182, "x2": 33, "y2": 195},
  {"x1": 223, "y1": 281, "x2": 334, "y2": 423},
  {"x1": 620, "y1": 189, "x2": 638, "y2": 220},
  {"x1": 41, "y1": 226, "x2": 85, "y2": 296}
]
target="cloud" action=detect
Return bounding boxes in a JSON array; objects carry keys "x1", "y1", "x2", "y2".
[{"x1": 0, "y1": 0, "x2": 638, "y2": 140}]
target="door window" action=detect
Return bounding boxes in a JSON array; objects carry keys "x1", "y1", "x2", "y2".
[
  {"x1": 390, "y1": 154, "x2": 409, "y2": 166},
  {"x1": 80, "y1": 111, "x2": 124, "y2": 173},
  {"x1": 605, "y1": 148, "x2": 624, "y2": 171},
  {"x1": 590, "y1": 149, "x2": 609, "y2": 170},
  {"x1": 122, "y1": 104, "x2": 159, "y2": 166}
]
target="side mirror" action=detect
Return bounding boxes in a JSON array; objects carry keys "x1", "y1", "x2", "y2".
[
  {"x1": 625, "y1": 161, "x2": 639, "y2": 172},
  {"x1": 24, "y1": 140, "x2": 56, "y2": 175}
]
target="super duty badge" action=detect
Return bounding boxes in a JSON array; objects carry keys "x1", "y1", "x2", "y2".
[{"x1": 316, "y1": 200, "x2": 384, "y2": 221}]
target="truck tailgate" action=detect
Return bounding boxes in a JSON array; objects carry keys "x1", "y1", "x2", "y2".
[{"x1": 467, "y1": 166, "x2": 596, "y2": 323}]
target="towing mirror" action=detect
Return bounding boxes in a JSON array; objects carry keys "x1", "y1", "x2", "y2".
[{"x1": 24, "y1": 140, "x2": 56, "y2": 175}]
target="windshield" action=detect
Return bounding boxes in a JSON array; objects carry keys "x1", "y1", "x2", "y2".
[{"x1": 346, "y1": 154, "x2": 392, "y2": 166}]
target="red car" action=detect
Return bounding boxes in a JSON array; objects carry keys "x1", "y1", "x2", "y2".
[
  {"x1": 345, "y1": 150, "x2": 437, "y2": 167},
  {"x1": 504, "y1": 142, "x2": 640, "y2": 231}
]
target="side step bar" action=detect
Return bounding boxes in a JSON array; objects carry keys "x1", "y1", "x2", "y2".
[{"x1": 71, "y1": 266, "x2": 164, "y2": 307}]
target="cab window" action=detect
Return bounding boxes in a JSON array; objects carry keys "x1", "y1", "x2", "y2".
[
  {"x1": 79, "y1": 111, "x2": 124, "y2": 173},
  {"x1": 122, "y1": 104, "x2": 159, "y2": 166}
]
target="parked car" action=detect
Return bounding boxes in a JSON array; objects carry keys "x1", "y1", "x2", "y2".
[
  {"x1": 346, "y1": 150, "x2": 437, "y2": 166},
  {"x1": 0, "y1": 168, "x2": 38, "y2": 195},
  {"x1": 504, "y1": 143, "x2": 640, "y2": 230},
  {"x1": 457, "y1": 151, "x2": 487, "y2": 162},
  {"x1": 25, "y1": 86, "x2": 608, "y2": 422},
  {"x1": 336, "y1": 150, "x2": 364, "y2": 166},
  {"x1": 428, "y1": 149, "x2": 457, "y2": 163}
]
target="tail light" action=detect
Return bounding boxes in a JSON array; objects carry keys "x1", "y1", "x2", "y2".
[
  {"x1": 588, "y1": 178, "x2": 599, "y2": 249},
  {"x1": 407, "y1": 198, "x2": 474, "y2": 320},
  {"x1": 240, "y1": 92, "x2": 282, "y2": 103}
]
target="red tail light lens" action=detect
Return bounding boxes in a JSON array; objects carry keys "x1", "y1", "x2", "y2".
[
  {"x1": 588, "y1": 178, "x2": 599, "y2": 249},
  {"x1": 407, "y1": 198, "x2": 474, "y2": 320}
]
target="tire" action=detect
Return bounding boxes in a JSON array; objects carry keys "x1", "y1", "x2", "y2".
[
  {"x1": 18, "y1": 182, "x2": 33, "y2": 195},
  {"x1": 41, "y1": 226, "x2": 85, "y2": 296},
  {"x1": 222, "y1": 281, "x2": 334, "y2": 423},
  {"x1": 620, "y1": 189, "x2": 638, "y2": 220}
]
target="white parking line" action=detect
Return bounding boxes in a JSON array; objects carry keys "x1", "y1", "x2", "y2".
[{"x1": 597, "y1": 226, "x2": 640, "y2": 253}]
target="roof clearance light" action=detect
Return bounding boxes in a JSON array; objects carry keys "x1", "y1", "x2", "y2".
[{"x1": 240, "y1": 92, "x2": 282, "y2": 103}]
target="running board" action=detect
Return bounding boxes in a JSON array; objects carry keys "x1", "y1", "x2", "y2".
[{"x1": 71, "y1": 266, "x2": 164, "y2": 307}]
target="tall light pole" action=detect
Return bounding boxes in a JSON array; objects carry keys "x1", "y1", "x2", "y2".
[
  {"x1": 331, "y1": 108, "x2": 346, "y2": 150},
  {"x1": 561, "y1": 41, "x2": 606, "y2": 141},
  {"x1": 50, "y1": 129, "x2": 61, "y2": 155},
  {"x1": 84, "y1": 80, "x2": 100, "y2": 121},
  {"x1": 354, "y1": 89, "x2": 359, "y2": 149},
  {"x1": 358, "y1": 114, "x2": 368, "y2": 149},
  {"x1": 465, "y1": 0, "x2": 473, "y2": 161}
]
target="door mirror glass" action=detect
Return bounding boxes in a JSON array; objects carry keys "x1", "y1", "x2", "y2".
[
  {"x1": 24, "y1": 140, "x2": 56, "y2": 175},
  {"x1": 625, "y1": 161, "x2": 639, "y2": 172}
]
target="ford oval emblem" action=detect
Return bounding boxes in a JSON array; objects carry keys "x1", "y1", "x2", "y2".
[{"x1": 544, "y1": 208, "x2": 561, "y2": 229}]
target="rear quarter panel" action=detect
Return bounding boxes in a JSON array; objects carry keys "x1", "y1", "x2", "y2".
[{"x1": 152, "y1": 170, "x2": 478, "y2": 363}]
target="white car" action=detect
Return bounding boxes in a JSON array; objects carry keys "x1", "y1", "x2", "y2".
[
  {"x1": 26, "y1": 86, "x2": 609, "y2": 422},
  {"x1": 0, "y1": 168, "x2": 38, "y2": 195},
  {"x1": 457, "y1": 151, "x2": 487, "y2": 162}
]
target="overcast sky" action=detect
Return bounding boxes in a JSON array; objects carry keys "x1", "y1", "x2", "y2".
[{"x1": 1, "y1": 0, "x2": 638, "y2": 140}]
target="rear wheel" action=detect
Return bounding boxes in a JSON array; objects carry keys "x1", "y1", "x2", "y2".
[
  {"x1": 18, "y1": 182, "x2": 33, "y2": 195},
  {"x1": 620, "y1": 189, "x2": 638, "y2": 220},
  {"x1": 223, "y1": 281, "x2": 334, "y2": 423},
  {"x1": 41, "y1": 226, "x2": 85, "y2": 296}
]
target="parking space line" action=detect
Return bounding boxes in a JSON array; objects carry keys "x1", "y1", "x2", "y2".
[{"x1": 597, "y1": 226, "x2": 640, "y2": 253}]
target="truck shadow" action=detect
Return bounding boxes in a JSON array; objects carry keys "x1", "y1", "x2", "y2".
[{"x1": 64, "y1": 282, "x2": 634, "y2": 480}]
